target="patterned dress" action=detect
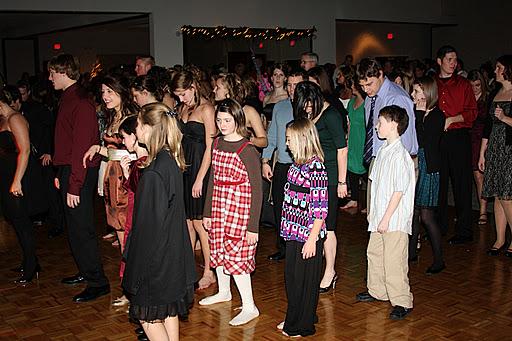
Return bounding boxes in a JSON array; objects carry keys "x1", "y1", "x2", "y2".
[
  {"x1": 207, "y1": 138, "x2": 261, "y2": 275},
  {"x1": 482, "y1": 101, "x2": 512, "y2": 200}
]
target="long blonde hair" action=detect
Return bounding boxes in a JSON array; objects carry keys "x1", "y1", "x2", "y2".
[
  {"x1": 286, "y1": 118, "x2": 324, "y2": 164},
  {"x1": 138, "y1": 102, "x2": 186, "y2": 170}
]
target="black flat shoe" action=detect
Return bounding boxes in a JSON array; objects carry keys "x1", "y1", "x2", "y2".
[
  {"x1": 319, "y1": 273, "x2": 338, "y2": 293},
  {"x1": 389, "y1": 306, "x2": 412, "y2": 320},
  {"x1": 135, "y1": 327, "x2": 145, "y2": 335},
  {"x1": 426, "y1": 263, "x2": 445, "y2": 275},
  {"x1": 356, "y1": 291, "x2": 376, "y2": 302},
  {"x1": 61, "y1": 274, "x2": 86, "y2": 285},
  {"x1": 137, "y1": 334, "x2": 149, "y2": 341},
  {"x1": 73, "y1": 285, "x2": 110, "y2": 302},
  {"x1": 505, "y1": 249, "x2": 512, "y2": 258},
  {"x1": 267, "y1": 252, "x2": 285, "y2": 261}
]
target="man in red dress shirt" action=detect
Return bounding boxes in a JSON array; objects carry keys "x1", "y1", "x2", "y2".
[
  {"x1": 49, "y1": 54, "x2": 110, "y2": 302},
  {"x1": 435, "y1": 45, "x2": 477, "y2": 244}
]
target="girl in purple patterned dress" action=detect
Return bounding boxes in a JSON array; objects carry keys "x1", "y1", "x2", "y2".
[{"x1": 278, "y1": 118, "x2": 329, "y2": 337}]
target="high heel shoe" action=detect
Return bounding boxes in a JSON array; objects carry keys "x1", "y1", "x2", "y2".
[
  {"x1": 319, "y1": 273, "x2": 338, "y2": 293},
  {"x1": 14, "y1": 264, "x2": 41, "y2": 285},
  {"x1": 486, "y1": 244, "x2": 506, "y2": 256}
]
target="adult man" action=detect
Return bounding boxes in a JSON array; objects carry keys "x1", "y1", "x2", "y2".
[
  {"x1": 17, "y1": 80, "x2": 31, "y2": 102},
  {"x1": 134, "y1": 55, "x2": 155, "y2": 76},
  {"x1": 300, "y1": 52, "x2": 318, "y2": 71},
  {"x1": 357, "y1": 58, "x2": 418, "y2": 214},
  {"x1": 49, "y1": 54, "x2": 110, "y2": 302},
  {"x1": 435, "y1": 45, "x2": 477, "y2": 244},
  {"x1": 262, "y1": 69, "x2": 307, "y2": 260}
]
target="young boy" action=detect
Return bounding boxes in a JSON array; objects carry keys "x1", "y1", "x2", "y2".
[{"x1": 356, "y1": 105, "x2": 415, "y2": 320}]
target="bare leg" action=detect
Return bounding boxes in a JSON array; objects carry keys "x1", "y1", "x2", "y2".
[
  {"x1": 498, "y1": 199, "x2": 512, "y2": 249},
  {"x1": 193, "y1": 219, "x2": 215, "y2": 289},
  {"x1": 116, "y1": 230, "x2": 125, "y2": 253},
  {"x1": 320, "y1": 231, "x2": 337, "y2": 288},
  {"x1": 141, "y1": 321, "x2": 169, "y2": 341},
  {"x1": 473, "y1": 171, "x2": 488, "y2": 220},
  {"x1": 187, "y1": 219, "x2": 197, "y2": 251},
  {"x1": 492, "y1": 200, "x2": 507, "y2": 249},
  {"x1": 163, "y1": 316, "x2": 179, "y2": 341}
]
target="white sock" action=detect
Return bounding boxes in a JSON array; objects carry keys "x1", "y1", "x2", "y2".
[
  {"x1": 229, "y1": 274, "x2": 259, "y2": 326},
  {"x1": 199, "y1": 267, "x2": 232, "y2": 306}
]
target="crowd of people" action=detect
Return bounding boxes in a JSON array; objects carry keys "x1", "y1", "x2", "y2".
[{"x1": 0, "y1": 45, "x2": 511, "y2": 340}]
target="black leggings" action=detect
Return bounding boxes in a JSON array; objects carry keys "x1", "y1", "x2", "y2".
[
  {"x1": 409, "y1": 207, "x2": 444, "y2": 267},
  {"x1": 347, "y1": 171, "x2": 367, "y2": 204}
]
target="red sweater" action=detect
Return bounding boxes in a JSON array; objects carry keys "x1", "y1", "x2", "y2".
[
  {"x1": 436, "y1": 74, "x2": 477, "y2": 129},
  {"x1": 53, "y1": 83, "x2": 100, "y2": 195}
]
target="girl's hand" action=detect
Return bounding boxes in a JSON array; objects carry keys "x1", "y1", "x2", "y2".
[
  {"x1": 192, "y1": 179, "x2": 203, "y2": 198},
  {"x1": 495, "y1": 106, "x2": 505, "y2": 121},
  {"x1": 246, "y1": 232, "x2": 259, "y2": 245},
  {"x1": 83, "y1": 145, "x2": 100, "y2": 168},
  {"x1": 10, "y1": 180, "x2": 23, "y2": 197},
  {"x1": 120, "y1": 156, "x2": 131, "y2": 179},
  {"x1": 478, "y1": 155, "x2": 485, "y2": 173},
  {"x1": 302, "y1": 238, "x2": 316, "y2": 259},
  {"x1": 202, "y1": 217, "x2": 212, "y2": 231},
  {"x1": 337, "y1": 183, "x2": 348, "y2": 198}
]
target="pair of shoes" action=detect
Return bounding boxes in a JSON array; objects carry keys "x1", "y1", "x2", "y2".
[
  {"x1": 477, "y1": 213, "x2": 488, "y2": 225},
  {"x1": 486, "y1": 244, "x2": 506, "y2": 256},
  {"x1": 61, "y1": 274, "x2": 86, "y2": 285},
  {"x1": 448, "y1": 235, "x2": 473, "y2": 245},
  {"x1": 356, "y1": 292, "x2": 376, "y2": 302},
  {"x1": 14, "y1": 264, "x2": 41, "y2": 284},
  {"x1": 48, "y1": 227, "x2": 64, "y2": 239},
  {"x1": 319, "y1": 273, "x2": 338, "y2": 293},
  {"x1": 426, "y1": 263, "x2": 445, "y2": 275},
  {"x1": 268, "y1": 252, "x2": 285, "y2": 261},
  {"x1": 505, "y1": 249, "x2": 512, "y2": 258},
  {"x1": 389, "y1": 306, "x2": 412, "y2": 320},
  {"x1": 135, "y1": 327, "x2": 144, "y2": 335},
  {"x1": 73, "y1": 285, "x2": 110, "y2": 302}
]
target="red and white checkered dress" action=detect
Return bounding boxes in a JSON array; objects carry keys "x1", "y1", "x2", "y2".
[{"x1": 209, "y1": 138, "x2": 256, "y2": 275}]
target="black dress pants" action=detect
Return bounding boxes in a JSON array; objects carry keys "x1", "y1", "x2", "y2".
[
  {"x1": 0, "y1": 189, "x2": 37, "y2": 274},
  {"x1": 59, "y1": 166, "x2": 109, "y2": 287},
  {"x1": 438, "y1": 129, "x2": 473, "y2": 238},
  {"x1": 272, "y1": 162, "x2": 291, "y2": 255},
  {"x1": 284, "y1": 239, "x2": 324, "y2": 337}
]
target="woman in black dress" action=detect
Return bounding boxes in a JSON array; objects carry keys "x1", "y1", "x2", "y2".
[
  {"x1": 0, "y1": 89, "x2": 39, "y2": 284},
  {"x1": 122, "y1": 102, "x2": 196, "y2": 340},
  {"x1": 479, "y1": 55, "x2": 512, "y2": 256},
  {"x1": 172, "y1": 67, "x2": 217, "y2": 289},
  {"x1": 262, "y1": 63, "x2": 289, "y2": 128}
]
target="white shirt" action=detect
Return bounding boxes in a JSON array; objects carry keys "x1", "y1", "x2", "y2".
[{"x1": 368, "y1": 138, "x2": 415, "y2": 234}]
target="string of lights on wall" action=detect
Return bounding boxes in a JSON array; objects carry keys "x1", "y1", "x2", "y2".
[{"x1": 180, "y1": 25, "x2": 316, "y2": 41}]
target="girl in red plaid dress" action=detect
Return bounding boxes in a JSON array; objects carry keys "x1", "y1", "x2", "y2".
[{"x1": 201, "y1": 99, "x2": 263, "y2": 326}]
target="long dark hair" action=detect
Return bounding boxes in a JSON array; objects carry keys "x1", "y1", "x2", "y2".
[
  {"x1": 101, "y1": 73, "x2": 139, "y2": 129},
  {"x1": 293, "y1": 81, "x2": 324, "y2": 120}
]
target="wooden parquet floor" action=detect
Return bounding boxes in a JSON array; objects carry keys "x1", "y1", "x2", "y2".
[{"x1": 0, "y1": 201, "x2": 511, "y2": 340}]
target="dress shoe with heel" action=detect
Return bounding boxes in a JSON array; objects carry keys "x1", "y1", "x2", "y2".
[
  {"x1": 61, "y1": 274, "x2": 86, "y2": 285},
  {"x1": 14, "y1": 264, "x2": 41, "y2": 285},
  {"x1": 319, "y1": 273, "x2": 338, "y2": 293},
  {"x1": 73, "y1": 285, "x2": 110, "y2": 302},
  {"x1": 486, "y1": 244, "x2": 506, "y2": 256}
]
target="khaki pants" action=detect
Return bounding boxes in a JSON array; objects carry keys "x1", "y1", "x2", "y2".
[{"x1": 367, "y1": 231, "x2": 413, "y2": 308}]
